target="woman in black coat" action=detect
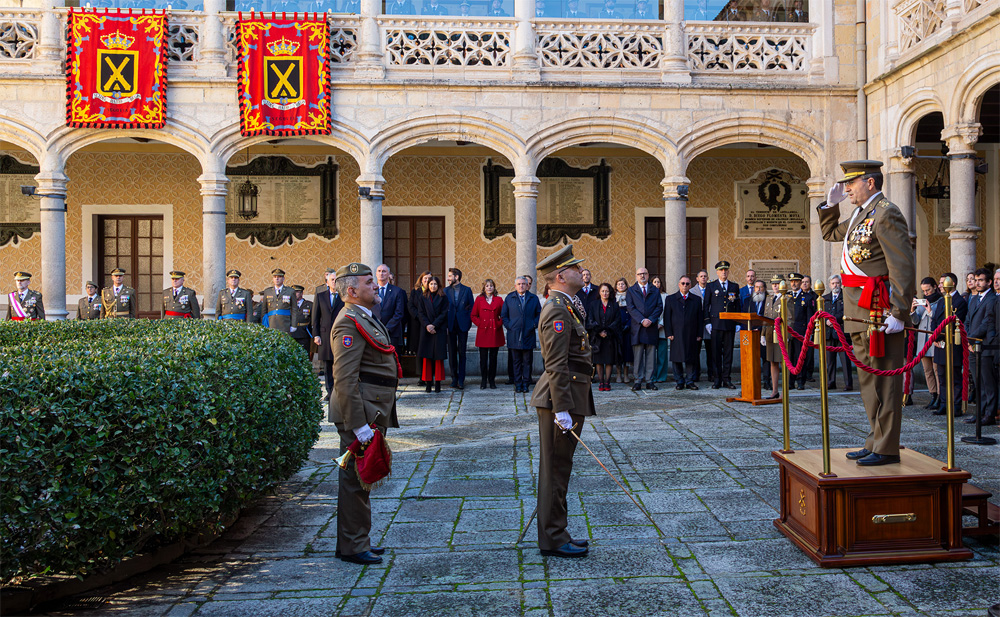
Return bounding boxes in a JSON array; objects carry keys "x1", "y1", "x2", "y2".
[
  {"x1": 408, "y1": 270, "x2": 432, "y2": 383},
  {"x1": 586, "y1": 282, "x2": 621, "y2": 391},
  {"x1": 417, "y1": 275, "x2": 450, "y2": 393}
]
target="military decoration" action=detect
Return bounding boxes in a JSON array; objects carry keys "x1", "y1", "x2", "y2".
[
  {"x1": 847, "y1": 217, "x2": 875, "y2": 265},
  {"x1": 237, "y1": 13, "x2": 330, "y2": 136},
  {"x1": 553, "y1": 320, "x2": 564, "y2": 333},
  {"x1": 66, "y1": 8, "x2": 168, "y2": 128},
  {"x1": 343, "y1": 335, "x2": 353, "y2": 348}
]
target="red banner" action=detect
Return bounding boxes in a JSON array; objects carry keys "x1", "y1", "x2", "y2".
[
  {"x1": 66, "y1": 9, "x2": 168, "y2": 129},
  {"x1": 237, "y1": 14, "x2": 331, "y2": 137}
]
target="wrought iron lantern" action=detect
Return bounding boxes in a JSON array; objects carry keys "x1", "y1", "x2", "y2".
[
  {"x1": 237, "y1": 148, "x2": 259, "y2": 221},
  {"x1": 919, "y1": 144, "x2": 950, "y2": 201}
]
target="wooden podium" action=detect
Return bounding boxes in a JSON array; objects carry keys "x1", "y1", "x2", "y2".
[
  {"x1": 719, "y1": 312, "x2": 780, "y2": 405},
  {"x1": 772, "y1": 448, "x2": 973, "y2": 567}
]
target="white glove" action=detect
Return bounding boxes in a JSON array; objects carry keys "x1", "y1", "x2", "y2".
[
  {"x1": 554, "y1": 411, "x2": 573, "y2": 431},
  {"x1": 761, "y1": 335, "x2": 767, "y2": 346},
  {"x1": 353, "y1": 424, "x2": 375, "y2": 444},
  {"x1": 705, "y1": 324, "x2": 713, "y2": 335},
  {"x1": 880, "y1": 314, "x2": 905, "y2": 335},
  {"x1": 290, "y1": 326, "x2": 297, "y2": 332},
  {"x1": 826, "y1": 182, "x2": 846, "y2": 206},
  {"x1": 735, "y1": 325, "x2": 741, "y2": 333}
]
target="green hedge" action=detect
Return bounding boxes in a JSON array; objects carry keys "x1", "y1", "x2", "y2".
[{"x1": 0, "y1": 319, "x2": 323, "y2": 582}]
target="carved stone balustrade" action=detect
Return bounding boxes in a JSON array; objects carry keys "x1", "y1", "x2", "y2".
[
  {"x1": 685, "y1": 21, "x2": 813, "y2": 74},
  {"x1": 0, "y1": 9, "x2": 41, "y2": 61}
]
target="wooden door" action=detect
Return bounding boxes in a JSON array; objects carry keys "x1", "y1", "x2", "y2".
[
  {"x1": 686, "y1": 217, "x2": 707, "y2": 276},
  {"x1": 96, "y1": 215, "x2": 164, "y2": 318},
  {"x1": 644, "y1": 216, "x2": 708, "y2": 282},
  {"x1": 383, "y1": 216, "x2": 446, "y2": 292}
]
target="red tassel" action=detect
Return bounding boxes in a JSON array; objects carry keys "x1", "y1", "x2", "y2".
[{"x1": 869, "y1": 330, "x2": 884, "y2": 358}]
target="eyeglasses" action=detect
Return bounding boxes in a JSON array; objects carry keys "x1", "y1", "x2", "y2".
[{"x1": 679, "y1": 282, "x2": 691, "y2": 285}]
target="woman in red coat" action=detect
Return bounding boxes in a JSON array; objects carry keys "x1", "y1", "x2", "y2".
[{"x1": 471, "y1": 278, "x2": 505, "y2": 389}]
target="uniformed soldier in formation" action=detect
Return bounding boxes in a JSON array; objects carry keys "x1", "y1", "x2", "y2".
[
  {"x1": 704, "y1": 260, "x2": 741, "y2": 389},
  {"x1": 329, "y1": 263, "x2": 400, "y2": 565},
  {"x1": 530, "y1": 244, "x2": 595, "y2": 558},
  {"x1": 77, "y1": 280, "x2": 101, "y2": 320},
  {"x1": 819, "y1": 160, "x2": 915, "y2": 466},
  {"x1": 6, "y1": 271, "x2": 45, "y2": 321},
  {"x1": 259, "y1": 268, "x2": 298, "y2": 333},
  {"x1": 290, "y1": 284, "x2": 314, "y2": 358},
  {"x1": 216, "y1": 269, "x2": 253, "y2": 322},
  {"x1": 161, "y1": 270, "x2": 201, "y2": 319},
  {"x1": 101, "y1": 267, "x2": 138, "y2": 319},
  {"x1": 786, "y1": 272, "x2": 816, "y2": 390}
]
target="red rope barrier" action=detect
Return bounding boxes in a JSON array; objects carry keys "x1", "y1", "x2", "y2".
[{"x1": 903, "y1": 330, "x2": 916, "y2": 396}]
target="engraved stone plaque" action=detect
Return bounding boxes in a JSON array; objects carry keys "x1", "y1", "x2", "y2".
[
  {"x1": 736, "y1": 168, "x2": 809, "y2": 238},
  {"x1": 750, "y1": 260, "x2": 800, "y2": 286},
  {"x1": 225, "y1": 176, "x2": 323, "y2": 225},
  {"x1": 498, "y1": 177, "x2": 595, "y2": 226},
  {"x1": 0, "y1": 174, "x2": 39, "y2": 225}
]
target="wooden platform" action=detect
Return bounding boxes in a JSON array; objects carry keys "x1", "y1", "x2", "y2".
[{"x1": 772, "y1": 447, "x2": 974, "y2": 567}]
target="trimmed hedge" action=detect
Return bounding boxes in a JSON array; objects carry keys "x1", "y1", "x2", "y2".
[{"x1": 0, "y1": 319, "x2": 323, "y2": 582}]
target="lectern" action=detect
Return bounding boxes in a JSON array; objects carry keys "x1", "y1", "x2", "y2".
[{"x1": 719, "y1": 312, "x2": 780, "y2": 405}]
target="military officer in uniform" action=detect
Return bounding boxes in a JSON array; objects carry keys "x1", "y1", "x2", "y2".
[
  {"x1": 101, "y1": 267, "x2": 138, "y2": 319},
  {"x1": 7, "y1": 271, "x2": 45, "y2": 321},
  {"x1": 819, "y1": 160, "x2": 915, "y2": 466},
  {"x1": 290, "y1": 284, "x2": 314, "y2": 358},
  {"x1": 259, "y1": 268, "x2": 298, "y2": 333},
  {"x1": 161, "y1": 270, "x2": 201, "y2": 319},
  {"x1": 77, "y1": 281, "x2": 101, "y2": 320},
  {"x1": 530, "y1": 244, "x2": 595, "y2": 558},
  {"x1": 704, "y1": 261, "x2": 741, "y2": 389},
  {"x1": 216, "y1": 269, "x2": 253, "y2": 322},
  {"x1": 786, "y1": 273, "x2": 816, "y2": 390},
  {"x1": 329, "y1": 263, "x2": 400, "y2": 565}
]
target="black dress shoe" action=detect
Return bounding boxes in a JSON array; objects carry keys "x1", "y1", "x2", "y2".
[
  {"x1": 844, "y1": 385, "x2": 853, "y2": 391},
  {"x1": 807, "y1": 378, "x2": 816, "y2": 382},
  {"x1": 923, "y1": 394, "x2": 939, "y2": 409},
  {"x1": 795, "y1": 384, "x2": 805, "y2": 391},
  {"x1": 711, "y1": 383, "x2": 721, "y2": 390},
  {"x1": 338, "y1": 551, "x2": 383, "y2": 565},
  {"x1": 631, "y1": 383, "x2": 642, "y2": 392},
  {"x1": 767, "y1": 392, "x2": 780, "y2": 399},
  {"x1": 963, "y1": 415, "x2": 978, "y2": 424},
  {"x1": 932, "y1": 407, "x2": 947, "y2": 416},
  {"x1": 856, "y1": 452, "x2": 901, "y2": 466},
  {"x1": 724, "y1": 381, "x2": 736, "y2": 389},
  {"x1": 675, "y1": 384, "x2": 684, "y2": 391},
  {"x1": 982, "y1": 417, "x2": 997, "y2": 426},
  {"x1": 370, "y1": 546, "x2": 386, "y2": 555},
  {"x1": 480, "y1": 383, "x2": 488, "y2": 390},
  {"x1": 456, "y1": 384, "x2": 464, "y2": 390},
  {"x1": 845, "y1": 448, "x2": 871, "y2": 460},
  {"x1": 540, "y1": 542, "x2": 588, "y2": 558},
  {"x1": 569, "y1": 538, "x2": 589, "y2": 548},
  {"x1": 489, "y1": 382, "x2": 497, "y2": 389},
  {"x1": 686, "y1": 383, "x2": 699, "y2": 390},
  {"x1": 646, "y1": 383, "x2": 658, "y2": 391}
]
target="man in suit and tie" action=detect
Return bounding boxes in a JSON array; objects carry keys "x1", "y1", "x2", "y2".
[
  {"x1": 786, "y1": 272, "x2": 815, "y2": 390},
  {"x1": 445, "y1": 268, "x2": 474, "y2": 389},
  {"x1": 625, "y1": 267, "x2": 663, "y2": 391},
  {"x1": 502, "y1": 276, "x2": 541, "y2": 393},
  {"x1": 704, "y1": 261, "x2": 741, "y2": 389},
  {"x1": 691, "y1": 269, "x2": 714, "y2": 383},
  {"x1": 77, "y1": 281, "x2": 101, "y2": 320},
  {"x1": 664, "y1": 275, "x2": 702, "y2": 390},
  {"x1": 565, "y1": 0, "x2": 584, "y2": 18},
  {"x1": 824, "y1": 275, "x2": 853, "y2": 390},
  {"x1": 739, "y1": 269, "x2": 756, "y2": 307},
  {"x1": 314, "y1": 269, "x2": 346, "y2": 397},
  {"x1": 966, "y1": 268, "x2": 997, "y2": 425},
  {"x1": 931, "y1": 273, "x2": 968, "y2": 416},
  {"x1": 374, "y1": 264, "x2": 406, "y2": 350},
  {"x1": 743, "y1": 279, "x2": 769, "y2": 389},
  {"x1": 575, "y1": 269, "x2": 599, "y2": 309}
]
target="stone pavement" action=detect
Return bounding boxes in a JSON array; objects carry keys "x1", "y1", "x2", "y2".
[{"x1": 42, "y1": 380, "x2": 999, "y2": 616}]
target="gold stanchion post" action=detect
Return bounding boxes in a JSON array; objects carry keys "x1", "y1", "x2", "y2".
[
  {"x1": 814, "y1": 281, "x2": 835, "y2": 477},
  {"x1": 778, "y1": 281, "x2": 792, "y2": 453},
  {"x1": 942, "y1": 278, "x2": 958, "y2": 472}
]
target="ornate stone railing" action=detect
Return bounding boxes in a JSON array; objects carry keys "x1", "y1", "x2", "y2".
[
  {"x1": 330, "y1": 17, "x2": 358, "y2": 63},
  {"x1": 168, "y1": 12, "x2": 202, "y2": 62},
  {"x1": 535, "y1": 20, "x2": 662, "y2": 69},
  {"x1": 962, "y1": 0, "x2": 986, "y2": 12},
  {"x1": 685, "y1": 22, "x2": 812, "y2": 72},
  {"x1": 895, "y1": 0, "x2": 947, "y2": 52},
  {"x1": 0, "y1": 9, "x2": 41, "y2": 60},
  {"x1": 379, "y1": 17, "x2": 514, "y2": 66}
]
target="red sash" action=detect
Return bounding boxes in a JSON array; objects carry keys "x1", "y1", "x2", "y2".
[
  {"x1": 164, "y1": 310, "x2": 193, "y2": 318},
  {"x1": 841, "y1": 274, "x2": 890, "y2": 357}
]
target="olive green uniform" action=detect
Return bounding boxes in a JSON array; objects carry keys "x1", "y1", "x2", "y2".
[
  {"x1": 530, "y1": 290, "x2": 596, "y2": 550},
  {"x1": 259, "y1": 286, "x2": 298, "y2": 333},
  {"x1": 216, "y1": 287, "x2": 254, "y2": 322},
  {"x1": 101, "y1": 286, "x2": 138, "y2": 319},
  {"x1": 77, "y1": 294, "x2": 102, "y2": 320},
  {"x1": 161, "y1": 286, "x2": 201, "y2": 319},
  {"x1": 6, "y1": 288, "x2": 45, "y2": 320}
]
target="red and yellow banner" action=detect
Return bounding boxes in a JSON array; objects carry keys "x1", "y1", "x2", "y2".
[
  {"x1": 66, "y1": 9, "x2": 168, "y2": 129},
  {"x1": 237, "y1": 14, "x2": 331, "y2": 137}
]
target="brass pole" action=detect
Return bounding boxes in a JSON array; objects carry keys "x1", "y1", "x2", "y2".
[
  {"x1": 814, "y1": 281, "x2": 835, "y2": 477},
  {"x1": 778, "y1": 281, "x2": 792, "y2": 453},
  {"x1": 942, "y1": 278, "x2": 957, "y2": 471}
]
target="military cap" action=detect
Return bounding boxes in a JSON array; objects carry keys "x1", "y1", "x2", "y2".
[
  {"x1": 336, "y1": 263, "x2": 372, "y2": 278},
  {"x1": 169, "y1": 270, "x2": 185, "y2": 279},
  {"x1": 770, "y1": 274, "x2": 785, "y2": 284},
  {"x1": 537, "y1": 244, "x2": 585, "y2": 277},
  {"x1": 715, "y1": 260, "x2": 731, "y2": 270},
  {"x1": 837, "y1": 160, "x2": 883, "y2": 184},
  {"x1": 271, "y1": 268, "x2": 286, "y2": 277},
  {"x1": 227, "y1": 269, "x2": 242, "y2": 278},
  {"x1": 110, "y1": 267, "x2": 126, "y2": 276},
  {"x1": 291, "y1": 284, "x2": 305, "y2": 292},
  {"x1": 13, "y1": 271, "x2": 31, "y2": 281},
  {"x1": 85, "y1": 280, "x2": 97, "y2": 288},
  {"x1": 788, "y1": 272, "x2": 803, "y2": 281}
]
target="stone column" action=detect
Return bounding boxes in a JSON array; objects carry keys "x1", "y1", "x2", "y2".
[
  {"x1": 512, "y1": 175, "x2": 539, "y2": 291},
  {"x1": 661, "y1": 176, "x2": 688, "y2": 286},
  {"x1": 944, "y1": 123, "x2": 982, "y2": 294},
  {"x1": 357, "y1": 175, "x2": 385, "y2": 270},
  {"x1": 807, "y1": 177, "x2": 828, "y2": 282},
  {"x1": 36, "y1": 169, "x2": 68, "y2": 320},
  {"x1": 197, "y1": 0, "x2": 228, "y2": 77},
  {"x1": 199, "y1": 170, "x2": 229, "y2": 319},
  {"x1": 512, "y1": 0, "x2": 540, "y2": 80},
  {"x1": 36, "y1": 5, "x2": 64, "y2": 65},
  {"x1": 808, "y1": 0, "x2": 837, "y2": 82},
  {"x1": 660, "y1": 0, "x2": 691, "y2": 84},
  {"x1": 355, "y1": 0, "x2": 386, "y2": 79},
  {"x1": 887, "y1": 149, "x2": 917, "y2": 248}
]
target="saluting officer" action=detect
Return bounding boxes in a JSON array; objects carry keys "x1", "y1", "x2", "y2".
[
  {"x1": 77, "y1": 281, "x2": 101, "y2": 320},
  {"x1": 6, "y1": 271, "x2": 45, "y2": 321},
  {"x1": 786, "y1": 272, "x2": 816, "y2": 390},
  {"x1": 530, "y1": 244, "x2": 595, "y2": 559},
  {"x1": 161, "y1": 270, "x2": 201, "y2": 319},
  {"x1": 704, "y1": 261, "x2": 740, "y2": 389},
  {"x1": 101, "y1": 267, "x2": 138, "y2": 319},
  {"x1": 329, "y1": 263, "x2": 400, "y2": 565},
  {"x1": 260, "y1": 268, "x2": 298, "y2": 333},
  {"x1": 290, "y1": 284, "x2": 314, "y2": 357},
  {"x1": 217, "y1": 269, "x2": 253, "y2": 322}
]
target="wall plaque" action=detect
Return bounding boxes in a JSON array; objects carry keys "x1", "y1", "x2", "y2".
[
  {"x1": 225, "y1": 155, "x2": 338, "y2": 247},
  {"x1": 750, "y1": 260, "x2": 800, "y2": 286},
  {"x1": 736, "y1": 168, "x2": 809, "y2": 238},
  {"x1": 484, "y1": 158, "x2": 611, "y2": 246},
  {"x1": 0, "y1": 154, "x2": 40, "y2": 246}
]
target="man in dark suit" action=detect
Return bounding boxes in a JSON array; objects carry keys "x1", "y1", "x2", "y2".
[
  {"x1": 664, "y1": 275, "x2": 702, "y2": 390},
  {"x1": 743, "y1": 279, "x2": 769, "y2": 388},
  {"x1": 626, "y1": 267, "x2": 663, "y2": 391},
  {"x1": 575, "y1": 269, "x2": 599, "y2": 309},
  {"x1": 446, "y1": 268, "x2": 474, "y2": 389},
  {"x1": 739, "y1": 269, "x2": 756, "y2": 307},
  {"x1": 966, "y1": 268, "x2": 997, "y2": 425},
  {"x1": 313, "y1": 269, "x2": 346, "y2": 397},
  {"x1": 824, "y1": 275, "x2": 853, "y2": 390},
  {"x1": 502, "y1": 276, "x2": 541, "y2": 393},
  {"x1": 691, "y1": 269, "x2": 714, "y2": 382},
  {"x1": 800, "y1": 275, "x2": 818, "y2": 382},
  {"x1": 786, "y1": 272, "x2": 816, "y2": 390},
  {"x1": 704, "y1": 261, "x2": 741, "y2": 389},
  {"x1": 931, "y1": 273, "x2": 968, "y2": 416},
  {"x1": 374, "y1": 264, "x2": 406, "y2": 349}
]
